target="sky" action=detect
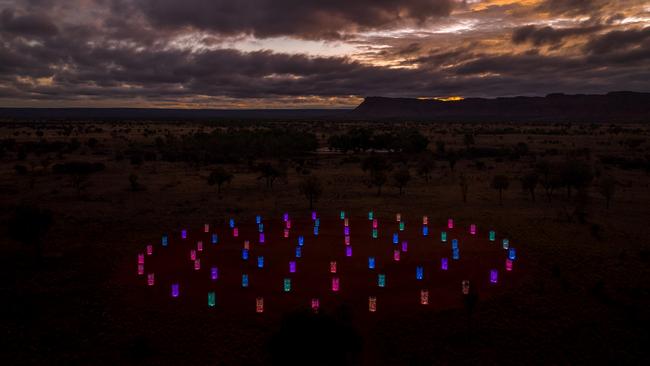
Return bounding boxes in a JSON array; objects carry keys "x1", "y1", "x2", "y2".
[{"x1": 0, "y1": 0, "x2": 648, "y2": 108}]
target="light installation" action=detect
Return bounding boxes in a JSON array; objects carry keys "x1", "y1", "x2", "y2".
[
  {"x1": 378, "y1": 274, "x2": 386, "y2": 287},
  {"x1": 508, "y1": 248, "x2": 517, "y2": 260},
  {"x1": 138, "y1": 212, "x2": 519, "y2": 314},
  {"x1": 256, "y1": 297, "x2": 264, "y2": 313},
  {"x1": 331, "y1": 277, "x2": 340, "y2": 292},
  {"x1": 420, "y1": 289, "x2": 429, "y2": 305},
  {"x1": 311, "y1": 298, "x2": 320, "y2": 313},
  {"x1": 368, "y1": 296, "x2": 377, "y2": 312}
]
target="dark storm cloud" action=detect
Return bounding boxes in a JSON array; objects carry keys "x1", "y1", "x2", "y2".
[
  {"x1": 136, "y1": 0, "x2": 455, "y2": 39},
  {"x1": 0, "y1": 8, "x2": 58, "y2": 36},
  {"x1": 0, "y1": 0, "x2": 648, "y2": 106},
  {"x1": 512, "y1": 24, "x2": 603, "y2": 46},
  {"x1": 584, "y1": 27, "x2": 650, "y2": 54}
]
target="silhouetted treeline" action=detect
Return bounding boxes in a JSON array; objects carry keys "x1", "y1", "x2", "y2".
[
  {"x1": 327, "y1": 128, "x2": 428, "y2": 153},
  {"x1": 153, "y1": 128, "x2": 318, "y2": 164}
]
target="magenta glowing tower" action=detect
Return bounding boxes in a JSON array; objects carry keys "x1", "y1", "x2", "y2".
[
  {"x1": 448, "y1": 219, "x2": 454, "y2": 229},
  {"x1": 332, "y1": 277, "x2": 340, "y2": 292},
  {"x1": 311, "y1": 298, "x2": 320, "y2": 313}
]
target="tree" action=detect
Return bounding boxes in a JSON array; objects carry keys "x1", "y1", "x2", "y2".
[
  {"x1": 536, "y1": 160, "x2": 562, "y2": 202},
  {"x1": 256, "y1": 163, "x2": 284, "y2": 189},
  {"x1": 520, "y1": 172, "x2": 539, "y2": 202},
  {"x1": 369, "y1": 170, "x2": 388, "y2": 196},
  {"x1": 416, "y1": 153, "x2": 435, "y2": 182},
  {"x1": 598, "y1": 176, "x2": 616, "y2": 209},
  {"x1": 463, "y1": 133, "x2": 475, "y2": 150},
  {"x1": 129, "y1": 173, "x2": 144, "y2": 191},
  {"x1": 559, "y1": 160, "x2": 593, "y2": 199},
  {"x1": 52, "y1": 161, "x2": 105, "y2": 196},
  {"x1": 361, "y1": 155, "x2": 391, "y2": 196},
  {"x1": 392, "y1": 167, "x2": 411, "y2": 195},
  {"x1": 446, "y1": 151, "x2": 458, "y2": 171},
  {"x1": 491, "y1": 175, "x2": 509, "y2": 205},
  {"x1": 8, "y1": 205, "x2": 53, "y2": 259},
  {"x1": 361, "y1": 155, "x2": 390, "y2": 173},
  {"x1": 299, "y1": 175, "x2": 323, "y2": 210},
  {"x1": 208, "y1": 167, "x2": 233, "y2": 194},
  {"x1": 459, "y1": 173, "x2": 469, "y2": 203}
]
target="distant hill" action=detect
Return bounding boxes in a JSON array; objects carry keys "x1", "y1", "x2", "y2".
[
  {"x1": 350, "y1": 92, "x2": 650, "y2": 122},
  {"x1": 2, "y1": 92, "x2": 648, "y2": 122},
  {"x1": 0, "y1": 108, "x2": 348, "y2": 121}
]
